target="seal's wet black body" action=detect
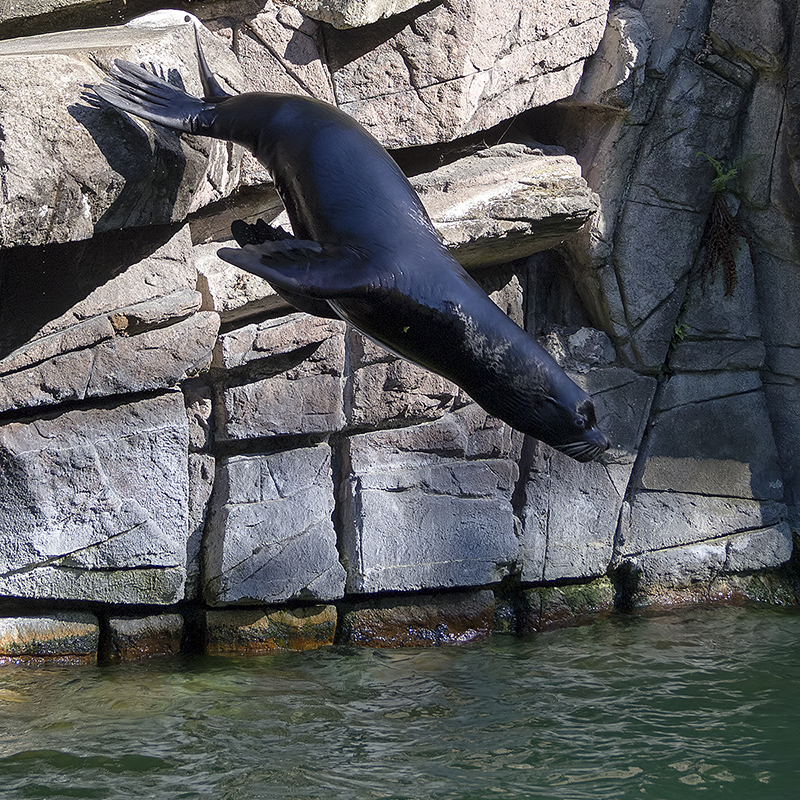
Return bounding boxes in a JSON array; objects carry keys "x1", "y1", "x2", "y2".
[{"x1": 94, "y1": 42, "x2": 609, "y2": 461}]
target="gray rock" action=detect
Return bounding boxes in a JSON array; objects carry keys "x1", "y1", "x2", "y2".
[
  {"x1": 519, "y1": 442, "x2": 621, "y2": 583},
  {"x1": 187, "y1": 453, "x2": 215, "y2": 599},
  {"x1": 0, "y1": 19, "x2": 243, "y2": 248},
  {"x1": 630, "y1": 523, "x2": 793, "y2": 590},
  {"x1": 204, "y1": 443, "x2": 346, "y2": 605},
  {"x1": 413, "y1": 148, "x2": 596, "y2": 268},
  {"x1": 764, "y1": 383, "x2": 800, "y2": 528},
  {"x1": 1, "y1": 224, "x2": 196, "y2": 360},
  {"x1": 340, "y1": 410, "x2": 519, "y2": 593},
  {"x1": 641, "y1": 382, "x2": 783, "y2": 500},
  {"x1": 0, "y1": 393, "x2": 189, "y2": 603},
  {"x1": 345, "y1": 331, "x2": 460, "y2": 429},
  {"x1": 573, "y1": 6, "x2": 652, "y2": 109},
  {"x1": 708, "y1": 0, "x2": 787, "y2": 74},
  {"x1": 235, "y1": 6, "x2": 336, "y2": 100},
  {"x1": 0, "y1": 310, "x2": 220, "y2": 414},
  {"x1": 325, "y1": 0, "x2": 609, "y2": 147},
  {"x1": 214, "y1": 314, "x2": 346, "y2": 441},
  {"x1": 288, "y1": 0, "x2": 429, "y2": 28},
  {"x1": 609, "y1": 58, "x2": 748, "y2": 369},
  {"x1": 619, "y1": 491, "x2": 786, "y2": 556},
  {"x1": 518, "y1": 365, "x2": 656, "y2": 582},
  {"x1": 194, "y1": 238, "x2": 288, "y2": 324}
]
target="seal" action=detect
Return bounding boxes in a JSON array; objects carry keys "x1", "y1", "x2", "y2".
[{"x1": 93, "y1": 27, "x2": 609, "y2": 462}]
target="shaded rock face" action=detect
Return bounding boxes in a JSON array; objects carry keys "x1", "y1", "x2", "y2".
[{"x1": 0, "y1": 0, "x2": 798, "y2": 662}]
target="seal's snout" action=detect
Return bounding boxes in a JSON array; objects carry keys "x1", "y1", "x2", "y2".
[{"x1": 555, "y1": 429, "x2": 610, "y2": 462}]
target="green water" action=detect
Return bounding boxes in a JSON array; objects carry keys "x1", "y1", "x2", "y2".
[{"x1": 0, "y1": 605, "x2": 798, "y2": 799}]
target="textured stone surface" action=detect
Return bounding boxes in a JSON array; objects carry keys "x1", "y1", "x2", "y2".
[
  {"x1": 640, "y1": 386, "x2": 783, "y2": 501},
  {"x1": 106, "y1": 614, "x2": 184, "y2": 662},
  {"x1": 1, "y1": 224, "x2": 195, "y2": 360},
  {"x1": 289, "y1": 0, "x2": 429, "y2": 28},
  {"x1": 628, "y1": 524, "x2": 794, "y2": 590},
  {"x1": 204, "y1": 605, "x2": 337, "y2": 653},
  {"x1": 345, "y1": 331, "x2": 460, "y2": 429},
  {"x1": 519, "y1": 444, "x2": 622, "y2": 583},
  {"x1": 204, "y1": 443, "x2": 346, "y2": 605},
  {"x1": 194, "y1": 238, "x2": 287, "y2": 323},
  {"x1": 338, "y1": 590, "x2": 495, "y2": 647},
  {"x1": 214, "y1": 314, "x2": 346, "y2": 441},
  {"x1": 518, "y1": 579, "x2": 615, "y2": 633},
  {"x1": 0, "y1": 20, "x2": 243, "y2": 248},
  {"x1": 0, "y1": 393, "x2": 189, "y2": 603},
  {"x1": 341, "y1": 409, "x2": 519, "y2": 593},
  {"x1": 620, "y1": 493, "x2": 787, "y2": 556},
  {"x1": 326, "y1": 0, "x2": 610, "y2": 147},
  {"x1": 0, "y1": 613, "x2": 99, "y2": 663},
  {"x1": 234, "y1": 5, "x2": 336, "y2": 100},
  {"x1": 413, "y1": 147, "x2": 596, "y2": 267}
]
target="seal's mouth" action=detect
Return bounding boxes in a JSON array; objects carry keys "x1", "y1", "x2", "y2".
[{"x1": 553, "y1": 435, "x2": 610, "y2": 463}]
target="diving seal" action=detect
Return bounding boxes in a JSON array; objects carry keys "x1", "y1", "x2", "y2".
[{"x1": 93, "y1": 29, "x2": 609, "y2": 462}]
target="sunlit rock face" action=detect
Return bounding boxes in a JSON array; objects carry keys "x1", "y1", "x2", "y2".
[{"x1": 0, "y1": 0, "x2": 799, "y2": 660}]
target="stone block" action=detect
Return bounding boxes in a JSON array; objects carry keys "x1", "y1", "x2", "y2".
[
  {"x1": 0, "y1": 393, "x2": 189, "y2": 603},
  {"x1": 619, "y1": 491, "x2": 786, "y2": 556},
  {"x1": 214, "y1": 314, "x2": 346, "y2": 441},
  {"x1": 0, "y1": 613, "x2": 99, "y2": 664},
  {"x1": 106, "y1": 614, "x2": 184, "y2": 663},
  {"x1": 325, "y1": 0, "x2": 609, "y2": 147},
  {"x1": 187, "y1": 453, "x2": 215, "y2": 599},
  {"x1": 610, "y1": 58, "x2": 748, "y2": 369},
  {"x1": 291, "y1": 0, "x2": 429, "y2": 28},
  {"x1": 573, "y1": 6, "x2": 652, "y2": 110},
  {"x1": 235, "y1": 6, "x2": 336, "y2": 101},
  {"x1": 0, "y1": 311, "x2": 219, "y2": 414},
  {"x1": 194, "y1": 238, "x2": 287, "y2": 324},
  {"x1": 630, "y1": 524, "x2": 794, "y2": 590},
  {"x1": 341, "y1": 411, "x2": 519, "y2": 593},
  {"x1": 519, "y1": 443, "x2": 621, "y2": 583},
  {"x1": 1, "y1": 224, "x2": 194, "y2": 361},
  {"x1": 412, "y1": 147, "x2": 596, "y2": 267},
  {"x1": 709, "y1": 0, "x2": 787, "y2": 73},
  {"x1": 345, "y1": 331, "x2": 460, "y2": 429},
  {"x1": 517, "y1": 365, "x2": 655, "y2": 582},
  {"x1": 0, "y1": 18, "x2": 244, "y2": 248},
  {"x1": 204, "y1": 605, "x2": 337, "y2": 654},
  {"x1": 518, "y1": 579, "x2": 615, "y2": 633},
  {"x1": 204, "y1": 443, "x2": 346, "y2": 605},
  {"x1": 640, "y1": 385, "x2": 783, "y2": 500},
  {"x1": 338, "y1": 590, "x2": 495, "y2": 647}
]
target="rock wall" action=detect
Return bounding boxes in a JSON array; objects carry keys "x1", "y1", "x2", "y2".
[{"x1": 0, "y1": 0, "x2": 798, "y2": 663}]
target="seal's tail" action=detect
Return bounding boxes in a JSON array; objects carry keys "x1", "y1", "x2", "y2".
[{"x1": 92, "y1": 26, "x2": 231, "y2": 133}]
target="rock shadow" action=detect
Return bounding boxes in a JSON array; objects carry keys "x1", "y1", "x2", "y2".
[{"x1": 0, "y1": 223, "x2": 182, "y2": 361}]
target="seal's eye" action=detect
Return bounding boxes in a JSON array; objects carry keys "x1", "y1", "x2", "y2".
[{"x1": 574, "y1": 415, "x2": 587, "y2": 430}]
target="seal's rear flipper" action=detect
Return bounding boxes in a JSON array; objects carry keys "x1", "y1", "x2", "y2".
[
  {"x1": 93, "y1": 60, "x2": 214, "y2": 133},
  {"x1": 217, "y1": 240, "x2": 379, "y2": 299},
  {"x1": 194, "y1": 24, "x2": 232, "y2": 102}
]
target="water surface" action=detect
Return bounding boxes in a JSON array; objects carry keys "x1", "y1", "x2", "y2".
[{"x1": 1, "y1": 605, "x2": 798, "y2": 799}]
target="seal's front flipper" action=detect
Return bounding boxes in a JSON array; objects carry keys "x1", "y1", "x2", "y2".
[{"x1": 217, "y1": 240, "x2": 379, "y2": 299}]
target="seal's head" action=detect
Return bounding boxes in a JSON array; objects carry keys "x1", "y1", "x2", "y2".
[
  {"x1": 524, "y1": 389, "x2": 609, "y2": 462},
  {"x1": 475, "y1": 351, "x2": 610, "y2": 462}
]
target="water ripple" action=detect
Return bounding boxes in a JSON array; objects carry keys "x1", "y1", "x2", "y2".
[{"x1": 0, "y1": 606, "x2": 799, "y2": 798}]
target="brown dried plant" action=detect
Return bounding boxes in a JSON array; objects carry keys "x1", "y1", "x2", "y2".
[{"x1": 697, "y1": 152, "x2": 758, "y2": 296}]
